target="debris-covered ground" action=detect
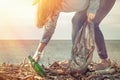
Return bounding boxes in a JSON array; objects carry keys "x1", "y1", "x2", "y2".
[{"x1": 0, "y1": 59, "x2": 120, "y2": 80}]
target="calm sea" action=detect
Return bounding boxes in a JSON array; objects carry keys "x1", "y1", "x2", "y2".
[{"x1": 0, "y1": 40, "x2": 120, "y2": 65}]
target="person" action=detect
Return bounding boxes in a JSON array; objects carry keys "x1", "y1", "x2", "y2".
[{"x1": 32, "y1": 0, "x2": 116, "y2": 69}]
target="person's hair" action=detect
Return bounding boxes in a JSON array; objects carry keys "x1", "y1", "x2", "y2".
[{"x1": 35, "y1": 0, "x2": 62, "y2": 28}]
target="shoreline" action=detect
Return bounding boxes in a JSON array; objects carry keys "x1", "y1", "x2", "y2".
[{"x1": 0, "y1": 40, "x2": 120, "y2": 64}]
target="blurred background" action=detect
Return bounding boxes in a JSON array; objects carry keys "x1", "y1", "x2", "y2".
[
  {"x1": 0, "y1": 0, "x2": 120, "y2": 40},
  {"x1": 0, "y1": 0, "x2": 120, "y2": 64}
]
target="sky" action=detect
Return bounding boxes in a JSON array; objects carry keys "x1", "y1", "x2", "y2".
[{"x1": 0, "y1": 0, "x2": 120, "y2": 40}]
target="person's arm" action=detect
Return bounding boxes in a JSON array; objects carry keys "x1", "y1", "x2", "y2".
[
  {"x1": 33, "y1": 12, "x2": 60, "y2": 62},
  {"x1": 39, "y1": 12, "x2": 60, "y2": 50},
  {"x1": 33, "y1": 42, "x2": 47, "y2": 62},
  {"x1": 37, "y1": 42, "x2": 47, "y2": 52}
]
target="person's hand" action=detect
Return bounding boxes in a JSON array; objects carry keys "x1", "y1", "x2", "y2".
[
  {"x1": 33, "y1": 51, "x2": 43, "y2": 62},
  {"x1": 33, "y1": 42, "x2": 47, "y2": 62},
  {"x1": 87, "y1": 13, "x2": 95, "y2": 23}
]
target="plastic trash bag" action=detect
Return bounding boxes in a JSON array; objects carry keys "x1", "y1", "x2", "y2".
[{"x1": 69, "y1": 21, "x2": 95, "y2": 73}]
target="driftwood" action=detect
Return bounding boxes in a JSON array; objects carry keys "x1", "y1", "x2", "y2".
[
  {"x1": 0, "y1": 60, "x2": 120, "y2": 80},
  {"x1": 0, "y1": 58, "x2": 44, "y2": 80}
]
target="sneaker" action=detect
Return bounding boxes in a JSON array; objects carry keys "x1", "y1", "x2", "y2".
[{"x1": 94, "y1": 59, "x2": 111, "y2": 70}]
